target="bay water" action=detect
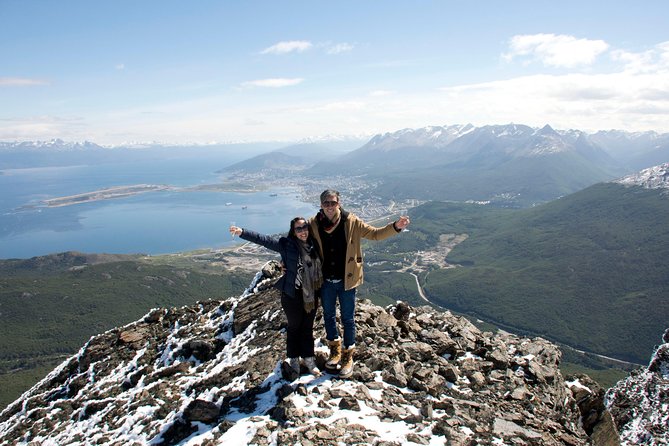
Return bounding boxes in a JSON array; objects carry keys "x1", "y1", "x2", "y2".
[{"x1": 0, "y1": 158, "x2": 316, "y2": 259}]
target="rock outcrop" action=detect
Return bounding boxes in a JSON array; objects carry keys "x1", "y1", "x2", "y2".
[
  {"x1": 605, "y1": 328, "x2": 669, "y2": 445},
  {"x1": 566, "y1": 374, "x2": 620, "y2": 446},
  {"x1": 0, "y1": 262, "x2": 602, "y2": 445}
]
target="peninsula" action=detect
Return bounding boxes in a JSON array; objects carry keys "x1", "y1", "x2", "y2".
[
  {"x1": 40, "y1": 184, "x2": 170, "y2": 207},
  {"x1": 36, "y1": 181, "x2": 261, "y2": 208}
]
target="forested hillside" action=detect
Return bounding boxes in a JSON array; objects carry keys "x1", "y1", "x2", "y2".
[{"x1": 363, "y1": 183, "x2": 669, "y2": 365}]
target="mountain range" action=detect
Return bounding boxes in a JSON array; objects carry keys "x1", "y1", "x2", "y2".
[
  {"x1": 222, "y1": 124, "x2": 668, "y2": 207},
  {"x1": 5, "y1": 125, "x2": 669, "y2": 207},
  {"x1": 217, "y1": 138, "x2": 367, "y2": 175},
  {"x1": 589, "y1": 130, "x2": 669, "y2": 172},
  {"x1": 309, "y1": 124, "x2": 630, "y2": 206},
  {"x1": 0, "y1": 140, "x2": 284, "y2": 169}
]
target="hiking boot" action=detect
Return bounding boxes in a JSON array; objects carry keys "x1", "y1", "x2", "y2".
[
  {"x1": 302, "y1": 357, "x2": 321, "y2": 376},
  {"x1": 326, "y1": 339, "x2": 342, "y2": 368},
  {"x1": 288, "y1": 357, "x2": 300, "y2": 374},
  {"x1": 339, "y1": 346, "x2": 355, "y2": 379}
]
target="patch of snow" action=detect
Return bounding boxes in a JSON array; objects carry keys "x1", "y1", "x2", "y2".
[{"x1": 614, "y1": 162, "x2": 669, "y2": 190}]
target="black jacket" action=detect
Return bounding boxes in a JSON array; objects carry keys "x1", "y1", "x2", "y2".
[{"x1": 240, "y1": 229, "x2": 320, "y2": 299}]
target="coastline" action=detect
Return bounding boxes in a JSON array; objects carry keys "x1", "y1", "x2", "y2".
[
  {"x1": 35, "y1": 182, "x2": 265, "y2": 208},
  {"x1": 40, "y1": 184, "x2": 170, "y2": 207}
]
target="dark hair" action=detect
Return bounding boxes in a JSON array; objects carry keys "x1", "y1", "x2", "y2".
[
  {"x1": 320, "y1": 189, "x2": 340, "y2": 203},
  {"x1": 288, "y1": 216, "x2": 308, "y2": 238}
]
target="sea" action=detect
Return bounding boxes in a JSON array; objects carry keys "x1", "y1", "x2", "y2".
[{"x1": 0, "y1": 157, "x2": 317, "y2": 259}]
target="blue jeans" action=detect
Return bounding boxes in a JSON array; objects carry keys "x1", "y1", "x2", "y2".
[{"x1": 321, "y1": 280, "x2": 357, "y2": 348}]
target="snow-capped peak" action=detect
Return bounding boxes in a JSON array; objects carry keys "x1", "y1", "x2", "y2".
[
  {"x1": 614, "y1": 163, "x2": 669, "y2": 190},
  {"x1": 294, "y1": 134, "x2": 372, "y2": 144},
  {"x1": 0, "y1": 139, "x2": 105, "y2": 151},
  {"x1": 365, "y1": 124, "x2": 476, "y2": 151}
]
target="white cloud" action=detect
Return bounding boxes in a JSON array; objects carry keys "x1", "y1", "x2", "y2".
[
  {"x1": 241, "y1": 78, "x2": 304, "y2": 88},
  {"x1": 503, "y1": 33, "x2": 609, "y2": 68},
  {"x1": 0, "y1": 77, "x2": 49, "y2": 86},
  {"x1": 659, "y1": 41, "x2": 669, "y2": 64},
  {"x1": 261, "y1": 40, "x2": 313, "y2": 55},
  {"x1": 327, "y1": 43, "x2": 355, "y2": 54},
  {"x1": 611, "y1": 40, "x2": 669, "y2": 74},
  {"x1": 436, "y1": 68, "x2": 669, "y2": 131},
  {"x1": 369, "y1": 90, "x2": 395, "y2": 97},
  {"x1": 115, "y1": 63, "x2": 125, "y2": 70},
  {"x1": 0, "y1": 115, "x2": 85, "y2": 140},
  {"x1": 611, "y1": 49, "x2": 655, "y2": 73},
  {"x1": 244, "y1": 118, "x2": 266, "y2": 126},
  {"x1": 261, "y1": 40, "x2": 354, "y2": 56},
  {"x1": 309, "y1": 100, "x2": 367, "y2": 112}
]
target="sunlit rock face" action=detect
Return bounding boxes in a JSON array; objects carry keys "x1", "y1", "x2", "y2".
[
  {"x1": 615, "y1": 162, "x2": 669, "y2": 190},
  {"x1": 606, "y1": 328, "x2": 669, "y2": 446}
]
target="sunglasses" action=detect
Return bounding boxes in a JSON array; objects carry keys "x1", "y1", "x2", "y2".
[
  {"x1": 294, "y1": 224, "x2": 309, "y2": 233},
  {"x1": 321, "y1": 200, "x2": 338, "y2": 208}
]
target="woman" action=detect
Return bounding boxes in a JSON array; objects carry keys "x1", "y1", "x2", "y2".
[{"x1": 229, "y1": 217, "x2": 323, "y2": 376}]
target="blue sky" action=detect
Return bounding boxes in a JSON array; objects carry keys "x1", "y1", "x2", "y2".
[{"x1": 1, "y1": 0, "x2": 668, "y2": 145}]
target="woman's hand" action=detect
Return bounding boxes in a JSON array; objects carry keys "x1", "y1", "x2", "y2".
[
  {"x1": 395, "y1": 215, "x2": 411, "y2": 230},
  {"x1": 229, "y1": 225, "x2": 243, "y2": 237}
]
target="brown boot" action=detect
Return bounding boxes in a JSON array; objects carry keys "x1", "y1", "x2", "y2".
[
  {"x1": 326, "y1": 339, "x2": 342, "y2": 368},
  {"x1": 339, "y1": 346, "x2": 355, "y2": 378}
]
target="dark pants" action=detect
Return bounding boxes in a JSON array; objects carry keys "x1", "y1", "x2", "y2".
[{"x1": 281, "y1": 289, "x2": 318, "y2": 358}]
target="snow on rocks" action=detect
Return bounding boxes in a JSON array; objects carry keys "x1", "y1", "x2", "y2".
[
  {"x1": 614, "y1": 162, "x2": 669, "y2": 190},
  {"x1": 1, "y1": 261, "x2": 598, "y2": 445},
  {"x1": 605, "y1": 328, "x2": 669, "y2": 446}
]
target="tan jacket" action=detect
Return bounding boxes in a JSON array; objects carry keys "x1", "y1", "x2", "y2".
[{"x1": 309, "y1": 211, "x2": 399, "y2": 291}]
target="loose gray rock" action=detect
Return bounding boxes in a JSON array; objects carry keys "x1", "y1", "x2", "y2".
[{"x1": 0, "y1": 262, "x2": 643, "y2": 446}]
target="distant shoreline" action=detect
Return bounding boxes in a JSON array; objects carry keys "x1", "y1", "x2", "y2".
[
  {"x1": 41, "y1": 184, "x2": 170, "y2": 207},
  {"x1": 33, "y1": 182, "x2": 264, "y2": 208}
]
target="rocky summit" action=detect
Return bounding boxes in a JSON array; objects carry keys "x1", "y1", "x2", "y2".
[
  {"x1": 605, "y1": 329, "x2": 669, "y2": 445},
  {"x1": 0, "y1": 261, "x2": 617, "y2": 445}
]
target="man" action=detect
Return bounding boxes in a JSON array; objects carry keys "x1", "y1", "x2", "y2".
[{"x1": 308, "y1": 189, "x2": 410, "y2": 378}]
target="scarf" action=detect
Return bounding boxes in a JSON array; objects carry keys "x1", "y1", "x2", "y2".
[
  {"x1": 317, "y1": 208, "x2": 341, "y2": 234},
  {"x1": 295, "y1": 240, "x2": 323, "y2": 313}
]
